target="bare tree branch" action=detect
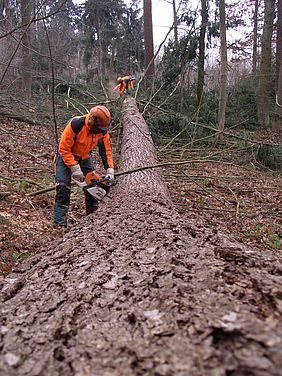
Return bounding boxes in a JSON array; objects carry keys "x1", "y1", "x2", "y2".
[{"x1": 0, "y1": 8, "x2": 68, "y2": 40}]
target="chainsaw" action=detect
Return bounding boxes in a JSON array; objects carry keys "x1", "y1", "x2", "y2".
[{"x1": 72, "y1": 171, "x2": 117, "y2": 201}]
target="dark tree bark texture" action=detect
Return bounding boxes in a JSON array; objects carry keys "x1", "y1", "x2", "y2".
[
  {"x1": 252, "y1": 0, "x2": 259, "y2": 75},
  {"x1": 197, "y1": 0, "x2": 208, "y2": 107},
  {"x1": 216, "y1": 0, "x2": 228, "y2": 144},
  {"x1": 276, "y1": 0, "x2": 282, "y2": 87},
  {"x1": 256, "y1": 0, "x2": 276, "y2": 126},
  {"x1": 143, "y1": 0, "x2": 155, "y2": 78},
  {"x1": 0, "y1": 98, "x2": 282, "y2": 376},
  {"x1": 20, "y1": 0, "x2": 32, "y2": 99}
]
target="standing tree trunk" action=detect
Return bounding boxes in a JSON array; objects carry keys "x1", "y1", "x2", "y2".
[
  {"x1": 276, "y1": 0, "x2": 282, "y2": 88},
  {"x1": 172, "y1": 0, "x2": 178, "y2": 43},
  {"x1": 216, "y1": 0, "x2": 228, "y2": 144},
  {"x1": 143, "y1": 0, "x2": 155, "y2": 78},
  {"x1": 111, "y1": 38, "x2": 117, "y2": 70},
  {"x1": 276, "y1": 0, "x2": 282, "y2": 117},
  {"x1": 256, "y1": 0, "x2": 275, "y2": 127},
  {"x1": 96, "y1": 19, "x2": 104, "y2": 78},
  {"x1": 20, "y1": 0, "x2": 33, "y2": 100},
  {"x1": 252, "y1": 0, "x2": 259, "y2": 75},
  {"x1": 276, "y1": 51, "x2": 282, "y2": 116},
  {"x1": 197, "y1": 0, "x2": 208, "y2": 107}
]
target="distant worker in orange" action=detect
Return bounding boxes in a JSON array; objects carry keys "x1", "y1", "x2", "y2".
[{"x1": 115, "y1": 75, "x2": 136, "y2": 96}]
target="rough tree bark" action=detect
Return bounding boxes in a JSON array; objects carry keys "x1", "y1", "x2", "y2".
[
  {"x1": 143, "y1": 0, "x2": 155, "y2": 78},
  {"x1": 197, "y1": 0, "x2": 208, "y2": 107},
  {"x1": 256, "y1": 0, "x2": 275, "y2": 126},
  {"x1": 276, "y1": 55, "x2": 282, "y2": 117},
  {"x1": 216, "y1": 0, "x2": 227, "y2": 144},
  {"x1": 0, "y1": 98, "x2": 282, "y2": 376},
  {"x1": 276, "y1": 0, "x2": 282, "y2": 117},
  {"x1": 252, "y1": 0, "x2": 259, "y2": 75},
  {"x1": 172, "y1": 0, "x2": 178, "y2": 43},
  {"x1": 276, "y1": 0, "x2": 282, "y2": 88},
  {"x1": 20, "y1": 0, "x2": 33, "y2": 99}
]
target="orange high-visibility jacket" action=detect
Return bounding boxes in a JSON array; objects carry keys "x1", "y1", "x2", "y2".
[
  {"x1": 58, "y1": 114, "x2": 114, "y2": 169},
  {"x1": 116, "y1": 76, "x2": 136, "y2": 94},
  {"x1": 117, "y1": 83, "x2": 125, "y2": 95},
  {"x1": 122, "y1": 75, "x2": 131, "y2": 82}
]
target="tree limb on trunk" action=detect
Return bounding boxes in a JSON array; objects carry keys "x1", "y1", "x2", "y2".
[
  {"x1": 27, "y1": 158, "x2": 239, "y2": 197},
  {"x1": 182, "y1": 171, "x2": 232, "y2": 207}
]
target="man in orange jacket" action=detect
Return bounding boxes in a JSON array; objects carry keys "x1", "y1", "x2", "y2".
[
  {"x1": 116, "y1": 75, "x2": 135, "y2": 95},
  {"x1": 54, "y1": 105, "x2": 114, "y2": 228}
]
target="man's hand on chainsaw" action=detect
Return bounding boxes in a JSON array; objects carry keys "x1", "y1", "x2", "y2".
[
  {"x1": 70, "y1": 164, "x2": 85, "y2": 182},
  {"x1": 105, "y1": 168, "x2": 115, "y2": 184}
]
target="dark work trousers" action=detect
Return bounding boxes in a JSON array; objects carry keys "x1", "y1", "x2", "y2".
[{"x1": 54, "y1": 152, "x2": 98, "y2": 227}]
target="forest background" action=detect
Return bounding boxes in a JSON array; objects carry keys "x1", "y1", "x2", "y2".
[{"x1": 0, "y1": 0, "x2": 281, "y2": 272}]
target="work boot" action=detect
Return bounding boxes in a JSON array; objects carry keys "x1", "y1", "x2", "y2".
[{"x1": 54, "y1": 203, "x2": 68, "y2": 227}]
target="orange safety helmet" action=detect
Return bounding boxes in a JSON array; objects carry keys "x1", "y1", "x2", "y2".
[{"x1": 89, "y1": 105, "x2": 111, "y2": 130}]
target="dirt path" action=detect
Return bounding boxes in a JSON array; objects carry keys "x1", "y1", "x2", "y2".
[{"x1": 0, "y1": 98, "x2": 282, "y2": 376}]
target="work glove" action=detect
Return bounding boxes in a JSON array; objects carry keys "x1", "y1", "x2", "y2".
[
  {"x1": 105, "y1": 168, "x2": 115, "y2": 184},
  {"x1": 70, "y1": 164, "x2": 85, "y2": 182}
]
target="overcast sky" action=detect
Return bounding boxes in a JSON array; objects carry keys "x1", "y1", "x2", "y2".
[
  {"x1": 147, "y1": 0, "x2": 176, "y2": 46},
  {"x1": 125, "y1": 0, "x2": 197, "y2": 47},
  {"x1": 131, "y1": 0, "x2": 201, "y2": 47}
]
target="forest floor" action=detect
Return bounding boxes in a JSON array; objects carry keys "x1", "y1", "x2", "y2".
[{"x1": 0, "y1": 118, "x2": 281, "y2": 275}]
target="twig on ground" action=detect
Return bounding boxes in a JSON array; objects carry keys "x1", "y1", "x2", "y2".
[
  {"x1": 0, "y1": 192, "x2": 10, "y2": 198},
  {"x1": 227, "y1": 187, "x2": 240, "y2": 221},
  {"x1": 0, "y1": 175, "x2": 45, "y2": 189},
  {"x1": 176, "y1": 203, "x2": 235, "y2": 212},
  {"x1": 182, "y1": 170, "x2": 231, "y2": 207}
]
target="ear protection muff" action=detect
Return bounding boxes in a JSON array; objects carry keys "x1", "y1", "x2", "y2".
[{"x1": 89, "y1": 115, "x2": 100, "y2": 133}]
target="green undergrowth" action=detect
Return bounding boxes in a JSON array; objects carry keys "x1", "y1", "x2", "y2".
[{"x1": 245, "y1": 224, "x2": 282, "y2": 251}]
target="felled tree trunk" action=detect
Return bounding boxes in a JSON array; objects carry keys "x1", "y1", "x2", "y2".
[
  {"x1": 117, "y1": 97, "x2": 170, "y2": 198},
  {"x1": 1, "y1": 98, "x2": 282, "y2": 376}
]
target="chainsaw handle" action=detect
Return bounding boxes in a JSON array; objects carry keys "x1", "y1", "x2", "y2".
[{"x1": 71, "y1": 178, "x2": 87, "y2": 188}]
